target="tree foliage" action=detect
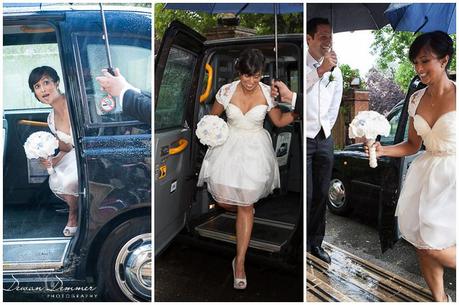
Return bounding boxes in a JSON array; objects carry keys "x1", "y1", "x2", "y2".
[
  {"x1": 154, "y1": 3, "x2": 303, "y2": 40},
  {"x1": 339, "y1": 64, "x2": 365, "y2": 90},
  {"x1": 366, "y1": 68, "x2": 405, "y2": 115},
  {"x1": 371, "y1": 26, "x2": 456, "y2": 92}
]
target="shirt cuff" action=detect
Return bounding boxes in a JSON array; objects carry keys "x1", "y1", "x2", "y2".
[
  {"x1": 119, "y1": 85, "x2": 141, "y2": 109},
  {"x1": 290, "y1": 92, "x2": 297, "y2": 110}
]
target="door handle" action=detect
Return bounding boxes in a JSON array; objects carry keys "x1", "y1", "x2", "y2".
[
  {"x1": 169, "y1": 139, "x2": 189, "y2": 155},
  {"x1": 18, "y1": 120, "x2": 48, "y2": 127},
  {"x1": 199, "y1": 63, "x2": 213, "y2": 103}
]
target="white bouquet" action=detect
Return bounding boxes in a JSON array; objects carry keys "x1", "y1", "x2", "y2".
[
  {"x1": 349, "y1": 111, "x2": 390, "y2": 168},
  {"x1": 195, "y1": 115, "x2": 229, "y2": 147},
  {"x1": 24, "y1": 131, "x2": 59, "y2": 175}
]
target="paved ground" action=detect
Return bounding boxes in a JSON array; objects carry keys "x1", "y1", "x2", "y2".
[
  {"x1": 324, "y1": 209, "x2": 456, "y2": 300},
  {"x1": 155, "y1": 240, "x2": 303, "y2": 302}
]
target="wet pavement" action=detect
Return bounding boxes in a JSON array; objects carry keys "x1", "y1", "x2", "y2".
[
  {"x1": 322, "y1": 209, "x2": 456, "y2": 301},
  {"x1": 155, "y1": 240, "x2": 303, "y2": 302}
]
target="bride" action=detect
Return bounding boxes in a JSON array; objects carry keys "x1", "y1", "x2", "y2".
[
  {"x1": 197, "y1": 49, "x2": 297, "y2": 289},
  {"x1": 29, "y1": 66, "x2": 79, "y2": 237},
  {"x1": 368, "y1": 31, "x2": 455, "y2": 302}
]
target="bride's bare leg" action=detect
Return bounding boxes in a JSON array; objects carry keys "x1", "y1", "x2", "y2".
[
  {"x1": 235, "y1": 205, "x2": 254, "y2": 280},
  {"x1": 62, "y1": 194, "x2": 78, "y2": 227},
  {"x1": 217, "y1": 202, "x2": 237, "y2": 212},
  {"x1": 417, "y1": 249, "x2": 447, "y2": 302},
  {"x1": 423, "y1": 246, "x2": 456, "y2": 269}
]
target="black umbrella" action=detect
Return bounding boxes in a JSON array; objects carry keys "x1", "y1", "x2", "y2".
[{"x1": 307, "y1": 3, "x2": 390, "y2": 33}]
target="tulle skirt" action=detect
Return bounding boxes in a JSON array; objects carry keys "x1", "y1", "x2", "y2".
[
  {"x1": 395, "y1": 153, "x2": 455, "y2": 249},
  {"x1": 197, "y1": 127, "x2": 280, "y2": 206},
  {"x1": 49, "y1": 148, "x2": 79, "y2": 199}
]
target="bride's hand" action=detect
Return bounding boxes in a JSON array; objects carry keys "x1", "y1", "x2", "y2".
[
  {"x1": 364, "y1": 141, "x2": 384, "y2": 158},
  {"x1": 39, "y1": 158, "x2": 52, "y2": 169}
]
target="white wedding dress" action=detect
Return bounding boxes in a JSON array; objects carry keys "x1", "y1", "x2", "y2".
[
  {"x1": 197, "y1": 80, "x2": 280, "y2": 206},
  {"x1": 395, "y1": 86, "x2": 456, "y2": 250},
  {"x1": 47, "y1": 110, "x2": 79, "y2": 199}
]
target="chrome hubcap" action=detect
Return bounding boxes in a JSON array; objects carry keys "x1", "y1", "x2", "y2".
[
  {"x1": 328, "y1": 179, "x2": 346, "y2": 209},
  {"x1": 115, "y1": 233, "x2": 151, "y2": 301}
]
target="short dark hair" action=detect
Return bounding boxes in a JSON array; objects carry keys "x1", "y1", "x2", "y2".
[
  {"x1": 307, "y1": 18, "x2": 331, "y2": 37},
  {"x1": 235, "y1": 48, "x2": 264, "y2": 76},
  {"x1": 28, "y1": 66, "x2": 60, "y2": 92},
  {"x1": 409, "y1": 31, "x2": 454, "y2": 70}
]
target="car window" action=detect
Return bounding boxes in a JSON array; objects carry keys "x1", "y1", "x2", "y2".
[
  {"x1": 155, "y1": 47, "x2": 197, "y2": 130},
  {"x1": 379, "y1": 106, "x2": 409, "y2": 144},
  {"x1": 3, "y1": 43, "x2": 64, "y2": 110},
  {"x1": 75, "y1": 34, "x2": 151, "y2": 124}
]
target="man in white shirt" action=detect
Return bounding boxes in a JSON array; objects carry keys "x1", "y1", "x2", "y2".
[{"x1": 306, "y1": 18, "x2": 343, "y2": 264}]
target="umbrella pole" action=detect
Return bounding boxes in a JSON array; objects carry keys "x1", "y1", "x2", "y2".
[
  {"x1": 99, "y1": 3, "x2": 114, "y2": 75},
  {"x1": 274, "y1": 3, "x2": 278, "y2": 80}
]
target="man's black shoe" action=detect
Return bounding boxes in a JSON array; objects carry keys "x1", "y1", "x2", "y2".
[{"x1": 311, "y1": 246, "x2": 331, "y2": 264}]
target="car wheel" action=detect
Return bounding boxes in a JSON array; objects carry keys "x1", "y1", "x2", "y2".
[
  {"x1": 97, "y1": 216, "x2": 151, "y2": 301},
  {"x1": 327, "y1": 176, "x2": 352, "y2": 215}
]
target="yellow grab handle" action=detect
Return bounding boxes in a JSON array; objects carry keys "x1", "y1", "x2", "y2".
[
  {"x1": 199, "y1": 63, "x2": 213, "y2": 103},
  {"x1": 18, "y1": 120, "x2": 48, "y2": 127},
  {"x1": 169, "y1": 139, "x2": 189, "y2": 155}
]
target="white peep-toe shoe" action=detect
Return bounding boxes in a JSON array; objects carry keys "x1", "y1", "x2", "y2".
[
  {"x1": 232, "y1": 258, "x2": 247, "y2": 290},
  {"x1": 63, "y1": 226, "x2": 77, "y2": 237}
]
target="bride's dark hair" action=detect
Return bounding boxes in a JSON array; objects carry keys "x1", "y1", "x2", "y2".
[
  {"x1": 409, "y1": 31, "x2": 454, "y2": 71},
  {"x1": 235, "y1": 48, "x2": 265, "y2": 76},
  {"x1": 28, "y1": 66, "x2": 60, "y2": 92}
]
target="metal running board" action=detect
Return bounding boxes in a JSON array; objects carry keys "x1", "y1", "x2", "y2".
[
  {"x1": 4, "y1": 238, "x2": 71, "y2": 272},
  {"x1": 195, "y1": 213, "x2": 294, "y2": 252},
  {"x1": 306, "y1": 242, "x2": 433, "y2": 302}
]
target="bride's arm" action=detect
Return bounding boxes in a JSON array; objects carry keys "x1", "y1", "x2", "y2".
[
  {"x1": 267, "y1": 107, "x2": 297, "y2": 128},
  {"x1": 367, "y1": 118, "x2": 422, "y2": 158},
  {"x1": 210, "y1": 101, "x2": 225, "y2": 116}
]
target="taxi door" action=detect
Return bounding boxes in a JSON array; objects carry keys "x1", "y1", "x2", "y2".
[{"x1": 154, "y1": 21, "x2": 205, "y2": 254}]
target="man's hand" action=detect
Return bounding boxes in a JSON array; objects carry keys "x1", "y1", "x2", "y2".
[
  {"x1": 317, "y1": 50, "x2": 337, "y2": 77},
  {"x1": 95, "y1": 67, "x2": 128, "y2": 97},
  {"x1": 271, "y1": 80, "x2": 294, "y2": 103}
]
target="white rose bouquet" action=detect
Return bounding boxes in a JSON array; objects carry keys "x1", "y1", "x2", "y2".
[
  {"x1": 349, "y1": 111, "x2": 390, "y2": 168},
  {"x1": 195, "y1": 115, "x2": 229, "y2": 147},
  {"x1": 24, "y1": 131, "x2": 59, "y2": 175}
]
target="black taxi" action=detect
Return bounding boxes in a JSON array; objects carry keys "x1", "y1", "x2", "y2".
[
  {"x1": 328, "y1": 76, "x2": 426, "y2": 252},
  {"x1": 3, "y1": 4, "x2": 151, "y2": 301},
  {"x1": 155, "y1": 21, "x2": 303, "y2": 268}
]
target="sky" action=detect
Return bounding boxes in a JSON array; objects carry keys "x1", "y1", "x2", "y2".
[{"x1": 333, "y1": 30, "x2": 377, "y2": 79}]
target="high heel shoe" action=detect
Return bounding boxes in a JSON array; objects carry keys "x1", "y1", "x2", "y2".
[
  {"x1": 232, "y1": 258, "x2": 247, "y2": 290},
  {"x1": 63, "y1": 226, "x2": 77, "y2": 237}
]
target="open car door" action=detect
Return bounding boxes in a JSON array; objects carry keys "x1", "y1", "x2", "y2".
[{"x1": 154, "y1": 21, "x2": 205, "y2": 254}]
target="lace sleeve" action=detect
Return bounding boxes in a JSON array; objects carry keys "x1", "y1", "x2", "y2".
[
  {"x1": 215, "y1": 82, "x2": 235, "y2": 109},
  {"x1": 407, "y1": 88, "x2": 426, "y2": 117},
  {"x1": 260, "y1": 82, "x2": 277, "y2": 111}
]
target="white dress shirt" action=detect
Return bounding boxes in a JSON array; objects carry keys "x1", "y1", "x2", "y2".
[{"x1": 306, "y1": 49, "x2": 343, "y2": 139}]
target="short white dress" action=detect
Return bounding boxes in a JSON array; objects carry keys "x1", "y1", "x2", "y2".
[
  {"x1": 197, "y1": 80, "x2": 280, "y2": 206},
  {"x1": 47, "y1": 110, "x2": 79, "y2": 199},
  {"x1": 395, "y1": 86, "x2": 456, "y2": 250}
]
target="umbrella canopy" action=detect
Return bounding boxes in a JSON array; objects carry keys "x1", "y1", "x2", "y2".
[
  {"x1": 164, "y1": 3, "x2": 303, "y2": 15},
  {"x1": 384, "y1": 3, "x2": 456, "y2": 34},
  {"x1": 164, "y1": 3, "x2": 303, "y2": 79},
  {"x1": 307, "y1": 3, "x2": 390, "y2": 33}
]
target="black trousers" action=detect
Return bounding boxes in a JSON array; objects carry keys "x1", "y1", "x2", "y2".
[{"x1": 307, "y1": 129, "x2": 334, "y2": 250}]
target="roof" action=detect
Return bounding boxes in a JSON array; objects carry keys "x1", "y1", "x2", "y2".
[{"x1": 3, "y1": 3, "x2": 151, "y2": 14}]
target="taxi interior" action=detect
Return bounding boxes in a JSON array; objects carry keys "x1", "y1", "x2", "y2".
[{"x1": 3, "y1": 23, "x2": 77, "y2": 271}]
